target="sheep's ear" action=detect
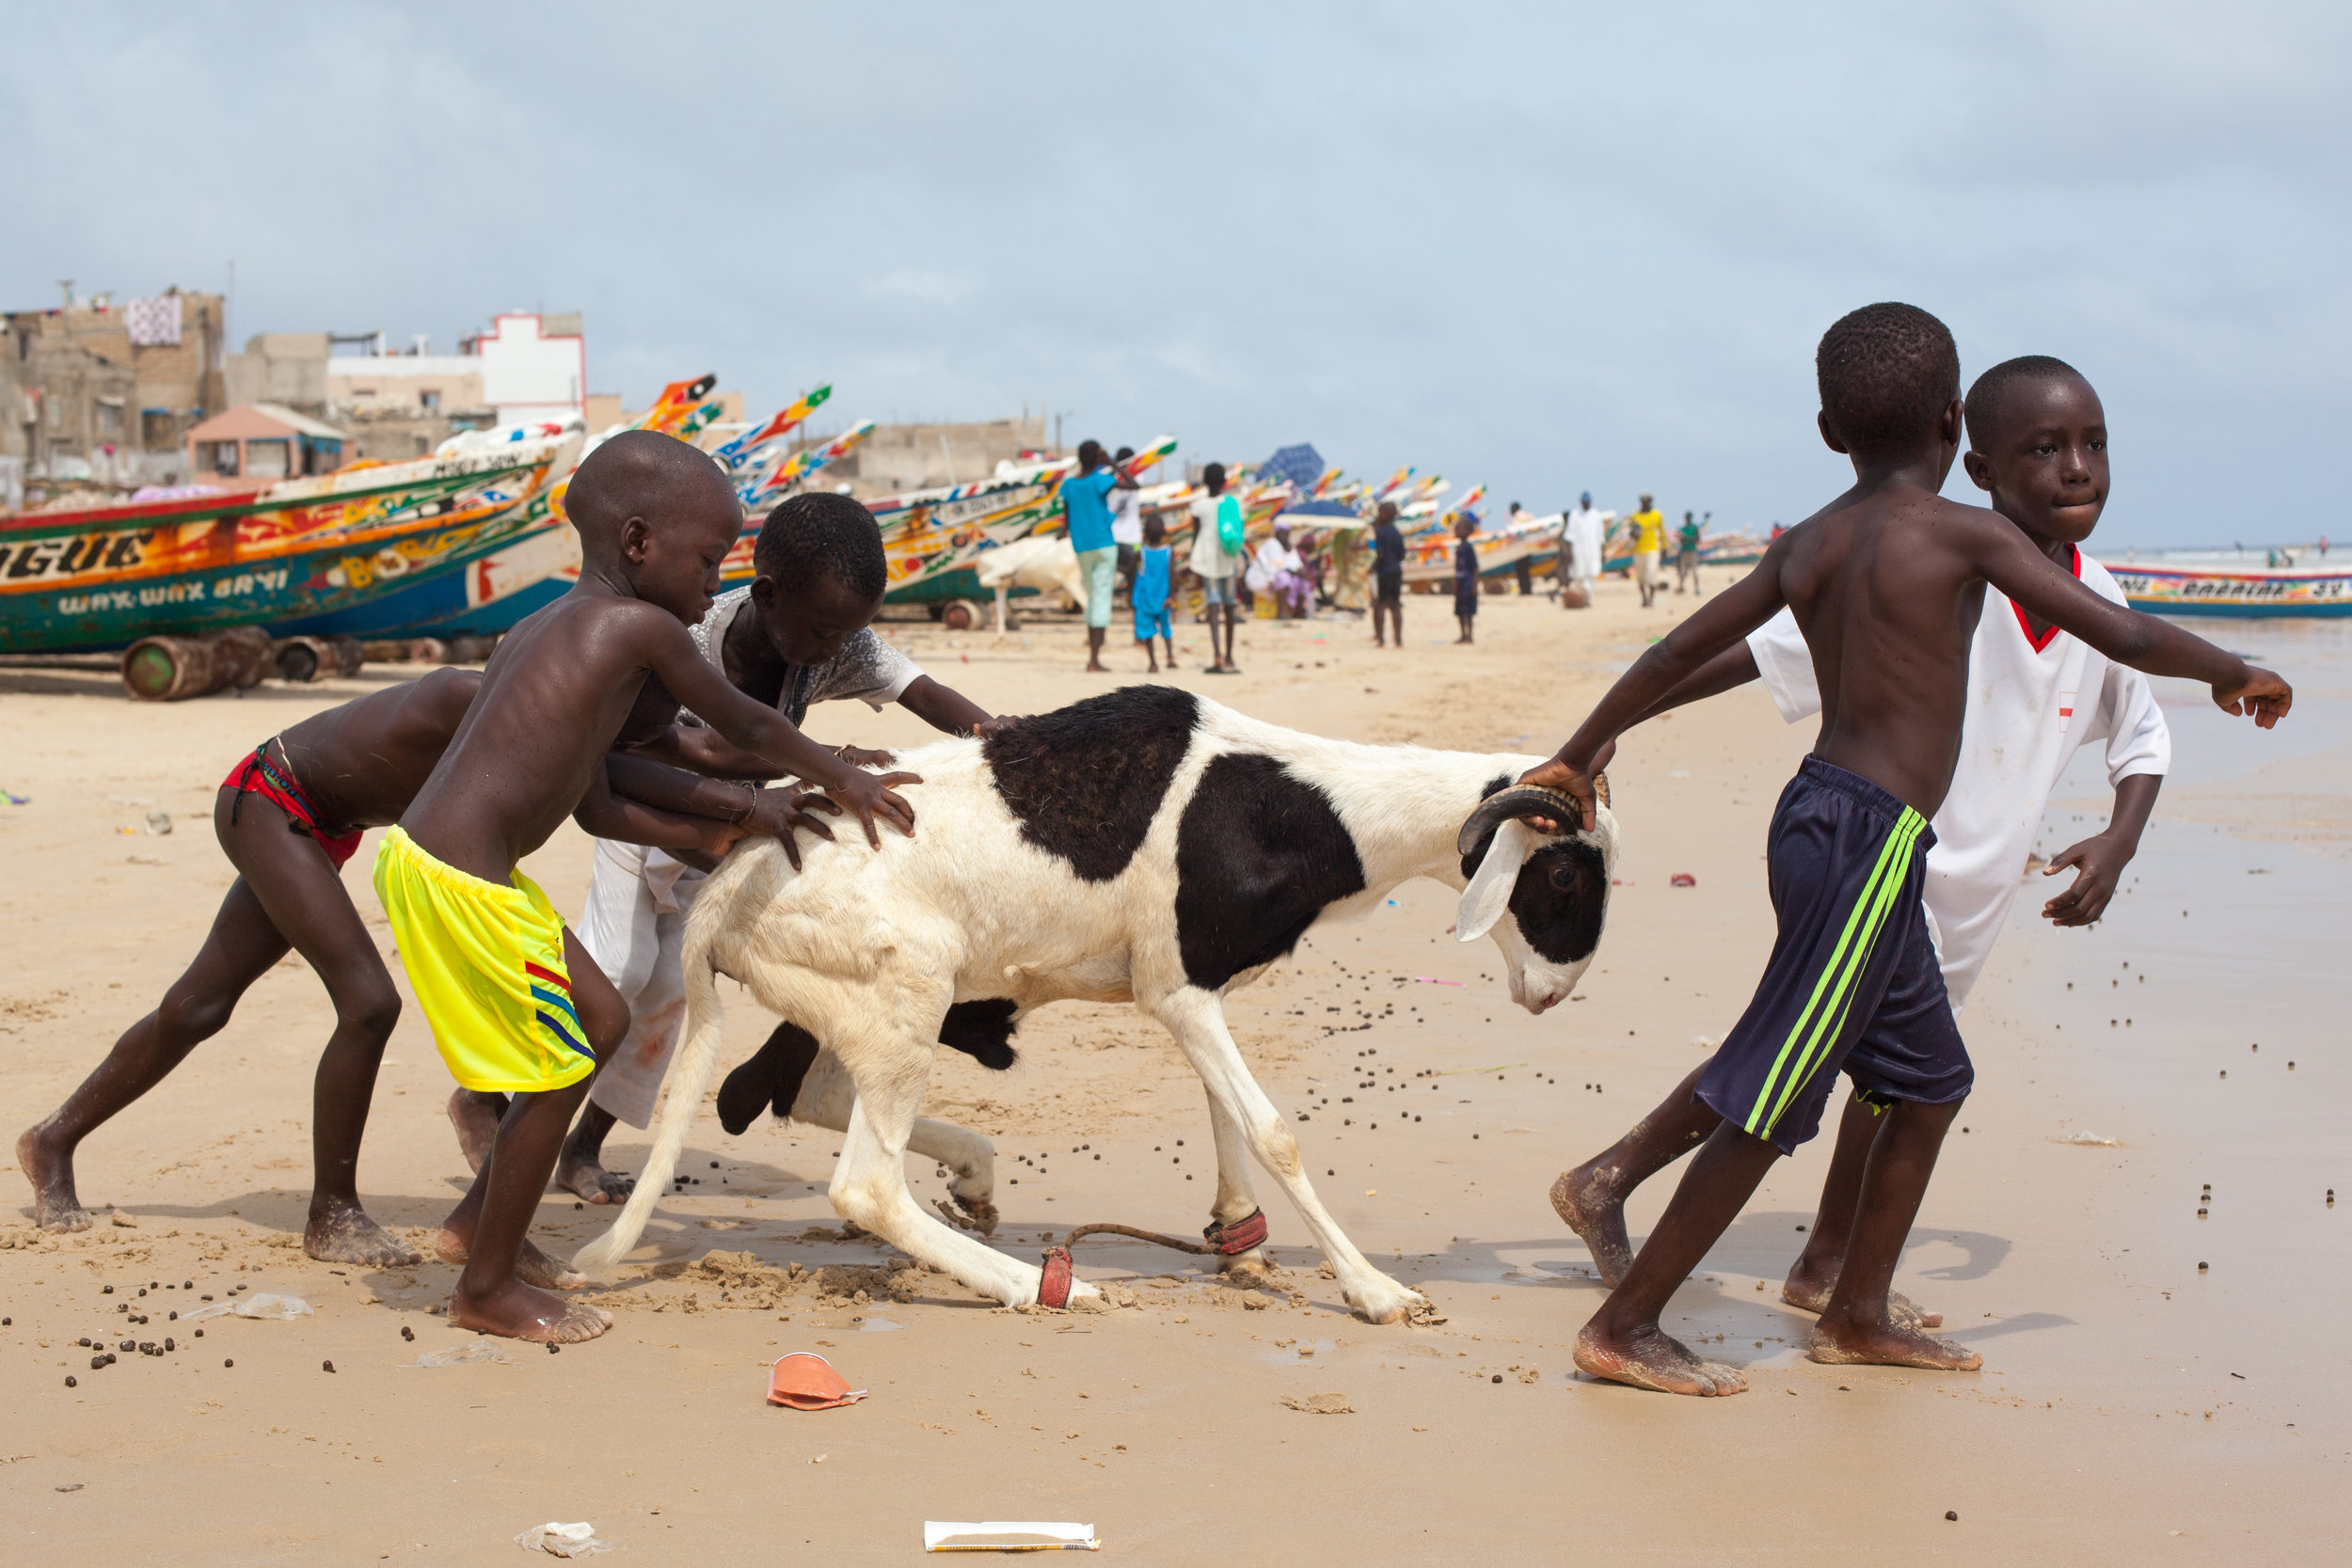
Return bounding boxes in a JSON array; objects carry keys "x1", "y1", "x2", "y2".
[{"x1": 1457, "y1": 818, "x2": 1537, "y2": 942}]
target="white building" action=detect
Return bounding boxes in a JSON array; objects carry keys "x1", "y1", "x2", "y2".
[{"x1": 326, "y1": 311, "x2": 584, "y2": 427}]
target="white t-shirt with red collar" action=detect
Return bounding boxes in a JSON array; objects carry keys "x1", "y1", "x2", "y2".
[{"x1": 1746, "y1": 548, "x2": 2170, "y2": 1011}]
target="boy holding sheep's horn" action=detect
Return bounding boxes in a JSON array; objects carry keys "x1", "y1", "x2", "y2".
[{"x1": 1508, "y1": 303, "x2": 2288, "y2": 1396}]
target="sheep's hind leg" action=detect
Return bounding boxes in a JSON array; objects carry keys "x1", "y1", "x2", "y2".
[
  {"x1": 827, "y1": 1039, "x2": 1087, "y2": 1308},
  {"x1": 1201, "y1": 1089, "x2": 1271, "y2": 1277},
  {"x1": 787, "y1": 1049, "x2": 997, "y2": 1234},
  {"x1": 1155, "y1": 989, "x2": 1422, "y2": 1323}
]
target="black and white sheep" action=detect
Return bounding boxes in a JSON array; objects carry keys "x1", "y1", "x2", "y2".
[{"x1": 574, "y1": 686, "x2": 1617, "y2": 1323}]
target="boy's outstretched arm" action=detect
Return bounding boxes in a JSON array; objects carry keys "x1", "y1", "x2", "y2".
[
  {"x1": 1971, "y1": 521, "x2": 2292, "y2": 724},
  {"x1": 2041, "y1": 772, "x2": 2160, "y2": 927},
  {"x1": 573, "y1": 760, "x2": 747, "y2": 858},
  {"x1": 625, "y1": 724, "x2": 778, "y2": 782},
  {"x1": 898, "y1": 674, "x2": 1005, "y2": 738},
  {"x1": 1517, "y1": 548, "x2": 1792, "y2": 829},
  {"x1": 635, "y1": 614, "x2": 919, "y2": 846}
]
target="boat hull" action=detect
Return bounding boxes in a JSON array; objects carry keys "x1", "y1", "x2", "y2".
[
  {"x1": 0, "y1": 438, "x2": 575, "y2": 655},
  {"x1": 2106, "y1": 562, "x2": 2352, "y2": 618}
]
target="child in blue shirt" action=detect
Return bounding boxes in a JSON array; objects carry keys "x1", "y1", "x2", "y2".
[{"x1": 1132, "y1": 515, "x2": 1176, "y2": 672}]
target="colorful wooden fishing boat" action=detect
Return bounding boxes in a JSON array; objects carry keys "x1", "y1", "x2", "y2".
[
  {"x1": 2101, "y1": 559, "x2": 2352, "y2": 617},
  {"x1": 0, "y1": 434, "x2": 578, "y2": 655}
]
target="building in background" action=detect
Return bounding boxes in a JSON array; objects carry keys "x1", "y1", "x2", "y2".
[
  {"x1": 815, "y1": 415, "x2": 1049, "y2": 498},
  {"x1": 184, "y1": 403, "x2": 346, "y2": 483},
  {"x1": 2, "y1": 284, "x2": 228, "y2": 495},
  {"x1": 324, "y1": 310, "x2": 584, "y2": 460}
]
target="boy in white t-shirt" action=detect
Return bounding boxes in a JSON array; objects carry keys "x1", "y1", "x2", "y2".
[
  {"x1": 1188, "y1": 462, "x2": 1248, "y2": 673},
  {"x1": 1551, "y1": 356, "x2": 2169, "y2": 1323}
]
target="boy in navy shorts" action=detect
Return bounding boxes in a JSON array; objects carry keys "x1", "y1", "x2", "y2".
[{"x1": 1510, "y1": 303, "x2": 2290, "y2": 1395}]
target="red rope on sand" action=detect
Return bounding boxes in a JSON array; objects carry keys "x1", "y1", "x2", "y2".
[{"x1": 1035, "y1": 1209, "x2": 1270, "y2": 1307}]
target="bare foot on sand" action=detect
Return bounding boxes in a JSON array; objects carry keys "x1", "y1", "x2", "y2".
[
  {"x1": 435, "y1": 1227, "x2": 585, "y2": 1291},
  {"x1": 554, "y1": 1148, "x2": 633, "y2": 1205},
  {"x1": 1780, "y1": 1271, "x2": 1941, "y2": 1328},
  {"x1": 17, "y1": 1124, "x2": 93, "y2": 1232},
  {"x1": 305, "y1": 1201, "x2": 421, "y2": 1267},
  {"x1": 1550, "y1": 1164, "x2": 1634, "y2": 1287},
  {"x1": 447, "y1": 1088, "x2": 503, "y2": 1174},
  {"x1": 1806, "y1": 1313, "x2": 1981, "y2": 1371},
  {"x1": 449, "y1": 1278, "x2": 612, "y2": 1343},
  {"x1": 1575, "y1": 1320, "x2": 1747, "y2": 1396}
]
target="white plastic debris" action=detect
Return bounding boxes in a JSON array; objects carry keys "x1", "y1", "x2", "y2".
[
  {"x1": 2058, "y1": 1130, "x2": 2122, "y2": 1147},
  {"x1": 410, "y1": 1342, "x2": 515, "y2": 1368},
  {"x1": 925, "y1": 1521, "x2": 1098, "y2": 1552},
  {"x1": 180, "y1": 1290, "x2": 313, "y2": 1323},
  {"x1": 144, "y1": 810, "x2": 172, "y2": 835},
  {"x1": 515, "y1": 1521, "x2": 612, "y2": 1558}
]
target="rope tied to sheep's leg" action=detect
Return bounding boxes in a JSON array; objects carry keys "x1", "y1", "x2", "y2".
[{"x1": 1034, "y1": 1209, "x2": 1269, "y2": 1308}]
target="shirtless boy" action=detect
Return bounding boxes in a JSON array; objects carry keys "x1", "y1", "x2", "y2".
[
  {"x1": 1552, "y1": 354, "x2": 2170, "y2": 1328},
  {"x1": 453, "y1": 490, "x2": 1001, "y2": 1201},
  {"x1": 1511, "y1": 303, "x2": 2288, "y2": 1394},
  {"x1": 376, "y1": 430, "x2": 914, "y2": 1342},
  {"x1": 16, "y1": 668, "x2": 821, "y2": 1264}
]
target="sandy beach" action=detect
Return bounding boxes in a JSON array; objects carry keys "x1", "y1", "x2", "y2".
[{"x1": 3, "y1": 583, "x2": 2344, "y2": 1564}]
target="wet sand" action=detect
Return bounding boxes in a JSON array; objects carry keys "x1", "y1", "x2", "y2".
[{"x1": 3, "y1": 581, "x2": 2344, "y2": 1564}]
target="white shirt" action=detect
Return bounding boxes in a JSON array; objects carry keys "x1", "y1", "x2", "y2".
[
  {"x1": 1107, "y1": 483, "x2": 1143, "y2": 547},
  {"x1": 1188, "y1": 494, "x2": 1244, "y2": 578},
  {"x1": 1565, "y1": 507, "x2": 1606, "y2": 580},
  {"x1": 1247, "y1": 537, "x2": 1300, "y2": 592},
  {"x1": 1746, "y1": 550, "x2": 2169, "y2": 1010}
]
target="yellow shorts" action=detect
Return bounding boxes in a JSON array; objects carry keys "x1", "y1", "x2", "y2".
[{"x1": 372, "y1": 826, "x2": 596, "y2": 1094}]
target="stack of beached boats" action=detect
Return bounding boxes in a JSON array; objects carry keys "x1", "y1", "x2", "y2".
[{"x1": 10, "y1": 372, "x2": 2339, "y2": 701}]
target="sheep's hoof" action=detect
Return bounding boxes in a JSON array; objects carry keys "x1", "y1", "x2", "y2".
[
  {"x1": 1344, "y1": 1279, "x2": 1427, "y2": 1326},
  {"x1": 1216, "y1": 1248, "x2": 1271, "y2": 1279},
  {"x1": 934, "y1": 1196, "x2": 999, "y2": 1236}
]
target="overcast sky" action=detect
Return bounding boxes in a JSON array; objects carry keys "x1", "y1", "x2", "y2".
[{"x1": 7, "y1": 2, "x2": 2344, "y2": 547}]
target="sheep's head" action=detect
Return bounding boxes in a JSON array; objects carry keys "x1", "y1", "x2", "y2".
[{"x1": 1454, "y1": 779, "x2": 1618, "y2": 1015}]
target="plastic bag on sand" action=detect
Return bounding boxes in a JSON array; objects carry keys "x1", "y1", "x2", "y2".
[
  {"x1": 180, "y1": 1291, "x2": 312, "y2": 1323},
  {"x1": 411, "y1": 1342, "x2": 515, "y2": 1368},
  {"x1": 515, "y1": 1522, "x2": 611, "y2": 1558},
  {"x1": 925, "y1": 1521, "x2": 1097, "y2": 1552}
]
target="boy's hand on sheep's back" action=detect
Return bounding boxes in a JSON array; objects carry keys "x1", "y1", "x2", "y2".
[
  {"x1": 834, "y1": 745, "x2": 898, "y2": 769},
  {"x1": 691, "y1": 816, "x2": 752, "y2": 859},
  {"x1": 971, "y1": 715, "x2": 1025, "y2": 740},
  {"x1": 825, "y1": 769, "x2": 923, "y2": 847},
  {"x1": 749, "y1": 787, "x2": 841, "y2": 869}
]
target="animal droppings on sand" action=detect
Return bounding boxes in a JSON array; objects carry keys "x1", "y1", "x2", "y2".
[{"x1": 1945, "y1": 1512, "x2": 1959, "y2": 1522}]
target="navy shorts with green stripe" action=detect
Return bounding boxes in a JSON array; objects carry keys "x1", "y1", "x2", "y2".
[{"x1": 1697, "y1": 756, "x2": 1972, "y2": 1154}]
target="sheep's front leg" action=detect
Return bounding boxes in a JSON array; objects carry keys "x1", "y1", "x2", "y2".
[
  {"x1": 1154, "y1": 989, "x2": 1422, "y2": 1324},
  {"x1": 788, "y1": 1049, "x2": 997, "y2": 1234},
  {"x1": 828, "y1": 1051, "x2": 1090, "y2": 1309},
  {"x1": 1201, "y1": 1091, "x2": 1271, "y2": 1276}
]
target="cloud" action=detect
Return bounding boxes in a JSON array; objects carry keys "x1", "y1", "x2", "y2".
[{"x1": 2, "y1": 0, "x2": 2344, "y2": 546}]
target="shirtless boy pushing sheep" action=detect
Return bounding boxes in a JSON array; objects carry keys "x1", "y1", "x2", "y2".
[
  {"x1": 1510, "y1": 304, "x2": 2287, "y2": 1394},
  {"x1": 374, "y1": 430, "x2": 914, "y2": 1343}
]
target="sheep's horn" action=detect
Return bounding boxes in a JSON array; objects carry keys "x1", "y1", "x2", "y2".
[
  {"x1": 1594, "y1": 771, "x2": 1611, "y2": 809},
  {"x1": 1457, "y1": 784, "x2": 1584, "y2": 856}
]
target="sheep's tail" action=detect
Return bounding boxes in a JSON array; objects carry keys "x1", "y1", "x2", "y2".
[{"x1": 572, "y1": 937, "x2": 727, "y2": 1276}]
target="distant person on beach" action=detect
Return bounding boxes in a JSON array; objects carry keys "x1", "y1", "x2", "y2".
[
  {"x1": 1552, "y1": 353, "x2": 2172, "y2": 1336},
  {"x1": 1064, "y1": 439, "x2": 1137, "y2": 673},
  {"x1": 1132, "y1": 513, "x2": 1177, "y2": 672},
  {"x1": 1509, "y1": 502, "x2": 1536, "y2": 594},
  {"x1": 1189, "y1": 461, "x2": 1246, "y2": 673},
  {"x1": 1675, "y1": 511, "x2": 1704, "y2": 594},
  {"x1": 1453, "y1": 514, "x2": 1481, "y2": 643},
  {"x1": 1108, "y1": 445, "x2": 1143, "y2": 596},
  {"x1": 15, "y1": 673, "x2": 805, "y2": 1264},
  {"x1": 1629, "y1": 493, "x2": 1664, "y2": 607},
  {"x1": 1372, "y1": 499, "x2": 1406, "y2": 646},
  {"x1": 1250, "y1": 523, "x2": 1311, "y2": 618},
  {"x1": 1508, "y1": 302, "x2": 2288, "y2": 1396},
  {"x1": 1560, "y1": 491, "x2": 1603, "y2": 609}
]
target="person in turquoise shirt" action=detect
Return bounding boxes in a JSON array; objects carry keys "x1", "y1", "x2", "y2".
[
  {"x1": 1064, "y1": 439, "x2": 1136, "y2": 672},
  {"x1": 1131, "y1": 514, "x2": 1176, "y2": 672}
]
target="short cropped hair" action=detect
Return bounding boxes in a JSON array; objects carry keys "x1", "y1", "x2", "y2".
[
  {"x1": 1816, "y1": 303, "x2": 1961, "y2": 457},
  {"x1": 1076, "y1": 439, "x2": 1106, "y2": 470},
  {"x1": 1202, "y1": 461, "x2": 1227, "y2": 491},
  {"x1": 1963, "y1": 355, "x2": 2086, "y2": 451},
  {"x1": 752, "y1": 490, "x2": 888, "y2": 603}
]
